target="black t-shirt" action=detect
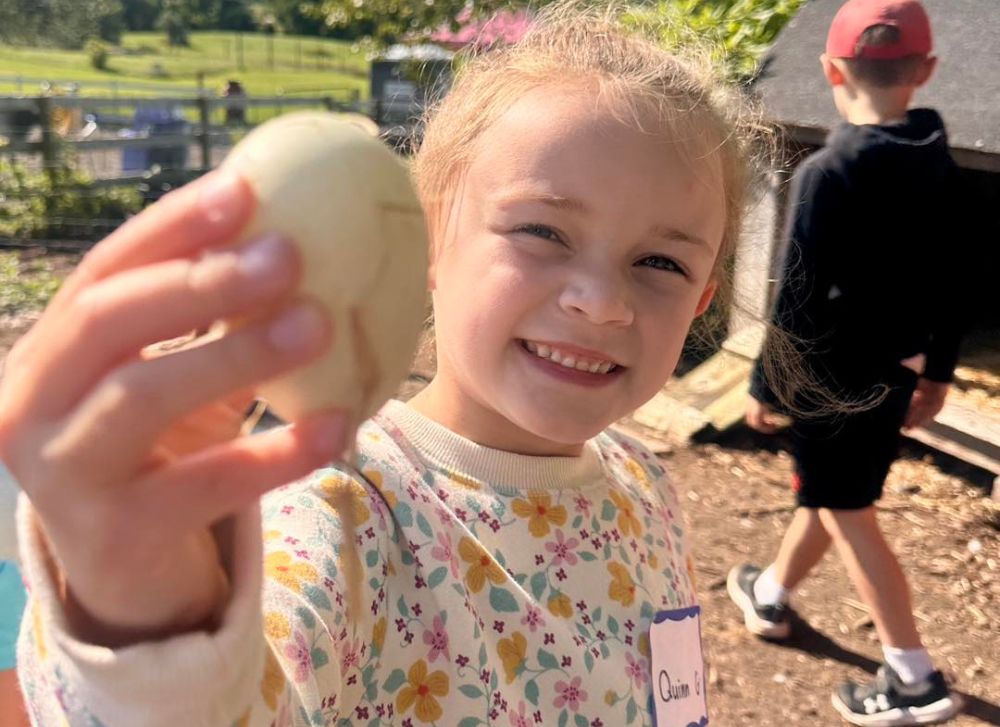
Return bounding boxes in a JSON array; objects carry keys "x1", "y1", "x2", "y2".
[{"x1": 751, "y1": 108, "x2": 966, "y2": 409}]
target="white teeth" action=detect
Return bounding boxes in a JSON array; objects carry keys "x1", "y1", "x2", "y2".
[{"x1": 522, "y1": 340, "x2": 616, "y2": 374}]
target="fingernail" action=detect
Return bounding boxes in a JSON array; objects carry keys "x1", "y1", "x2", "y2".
[
  {"x1": 199, "y1": 170, "x2": 249, "y2": 226},
  {"x1": 238, "y1": 234, "x2": 291, "y2": 282},
  {"x1": 268, "y1": 304, "x2": 326, "y2": 352},
  {"x1": 309, "y1": 413, "x2": 350, "y2": 455}
]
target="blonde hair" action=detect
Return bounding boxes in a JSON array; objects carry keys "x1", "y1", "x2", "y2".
[{"x1": 412, "y1": 1, "x2": 856, "y2": 417}]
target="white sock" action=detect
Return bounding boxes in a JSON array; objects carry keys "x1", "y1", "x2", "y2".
[
  {"x1": 883, "y1": 646, "x2": 935, "y2": 684},
  {"x1": 753, "y1": 565, "x2": 789, "y2": 606}
]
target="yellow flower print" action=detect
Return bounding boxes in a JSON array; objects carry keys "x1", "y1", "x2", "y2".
[
  {"x1": 363, "y1": 469, "x2": 398, "y2": 508},
  {"x1": 604, "y1": 690, "x2": 617, "y2": 706},
  {"x1": 638, "y1": 632, "x2": 651, "y2": 659},
  {"x1": 260, "y1": 646, "x2": 286, "y2": 711},
  {"x1": 396, "y1": 659, "x2": 449, "y2": 723},
  {"x1": 234, "y1": 709, "x2": 251, "y2": 727},
  {"x1": 264, "y1": 611, "x2": 291, "y2": 641},
  {"x1": 648, "y1": 551, "x2": 659, "y2": 570},
  {"x1": 319, "y1": 475, "x2": 371, "y2": 526},
  {"x1": 511, "y1": 493, "x2": 567, "y2": 537},
  {"x1": 498, "y1": 631, "x2": 528, "y2": 684},
  {"x1": 32, "y1": 602, "x2": 47, "y2": 661},
  {"x1": 609, "y1": 490, "x2": 642, "y2": 538},
  {"x1": 265, "y1": 551, "x2": 318, "y2": 593},
  {"x1": 447, "y1": 471, "x2": 482, "y2": 491},
  {"x1": 624, "y1": 457, "x2": 651, "y2": 490},
  {"x1": 608, "y1": 562, "x2": 637, "y2": 607},
  {"x1": 263, "y1": 530, "x2": 282, "y2": 542},
  {"x1": 458, "y1": 537, "x2": 506, "y2": 593},
  {"x1": 373, "y1": 616, "x2": 387, "y2": 652},
  {"x1": 547, "y1": 592, "x2": 573, "y2": 619}
]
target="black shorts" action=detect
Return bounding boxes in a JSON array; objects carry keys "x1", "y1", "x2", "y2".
[{"x1": 790, "y1": 368, "x2": 917, "y2": 510}]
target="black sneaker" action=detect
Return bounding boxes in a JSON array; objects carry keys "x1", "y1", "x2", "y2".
[
  {"x1": 832, "y1": 665, "x2": 962, "y2": 726},
  {"x1": 726, "y1": 563, "x2": 791, "y2": 640}
]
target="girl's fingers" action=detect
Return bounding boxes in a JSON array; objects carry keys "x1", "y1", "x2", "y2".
[
  {"x1": 54, "y1": 301, "x2": 332, "y2": 479},
  {"x1": 156, "y1": 390, "x2": 258, "y2": 460},
  {"x1": 20, "y1": 235, "x2": 300, "y2": 418},
  {"x1": 52, "y1": 170, "x2": 256, "y2": 309},
  {"x1": 131, "y1": 412, "x2": 349, "y2": 534}
]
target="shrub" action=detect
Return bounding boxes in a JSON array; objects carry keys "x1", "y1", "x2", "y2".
[{"x1": 86, "y1": 38, "x2": 110, "y2": 70}]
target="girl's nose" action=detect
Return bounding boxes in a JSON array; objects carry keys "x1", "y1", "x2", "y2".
[{"x1": 558, "y1": 269, "x2": 634, "y2": 327}]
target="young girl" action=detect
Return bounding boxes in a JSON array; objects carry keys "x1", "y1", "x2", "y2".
[{"x1": 2, "y1": 6, "x2": 758, "y2": 725}]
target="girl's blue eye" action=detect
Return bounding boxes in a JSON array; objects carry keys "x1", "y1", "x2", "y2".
[
  {"x1": 514, "y1": 224, "x2": 561, "y2": 242},
  {"x1": 637, "y1": 255, "x2": 685, "y2": 275}
]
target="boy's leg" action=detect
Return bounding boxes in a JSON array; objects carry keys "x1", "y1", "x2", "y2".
[
  {"x1": 771, "y1": 506, "x2": 832, "y2": 591},
  {"x1": 727, "y1": 507, "x2": 831, "y2": 639},
  {"x1": 818, "y1": 506, "x2": 921, "y2": 648}
]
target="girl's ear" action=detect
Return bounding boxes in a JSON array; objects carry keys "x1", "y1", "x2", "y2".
[{"x1": 694, "y1": 280, "x2": 717, "y2": 317}]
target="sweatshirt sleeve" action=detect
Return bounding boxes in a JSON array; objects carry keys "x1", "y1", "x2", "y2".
[
  {"x1": 750, "y1": 161, "x2": 842, "y2": 407},
  {"x1": 16, "y1": 466, "x2": 390, "y2": 727}
]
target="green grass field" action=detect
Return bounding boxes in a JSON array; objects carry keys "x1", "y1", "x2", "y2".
[{"x1": 0, "y1": 31, "x2": 370, "y2": 99}]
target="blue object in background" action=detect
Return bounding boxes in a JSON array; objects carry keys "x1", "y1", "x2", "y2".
[
  {"x1": 0, "y1": 561, "x2": 26, "y2": 670},
  {"x1": 122, "y1": 106, "x2": 190, "y2": 173}
]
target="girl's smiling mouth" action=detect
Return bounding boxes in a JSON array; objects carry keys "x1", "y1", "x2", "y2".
[{"x1": 519, "y1": 339, "x2": 624, "y2": 379}]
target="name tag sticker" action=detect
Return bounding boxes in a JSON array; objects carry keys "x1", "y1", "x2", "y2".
[{"x1": 649, "y1": 606, "x2": 708, "y2": 727}]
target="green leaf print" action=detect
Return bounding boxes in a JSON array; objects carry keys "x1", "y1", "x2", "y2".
[
  {"x1": 592, "y1": 607, "x2": 603, "y2": 623},
  {"x1": 489, "y1": 586, "x2": 519, "y2": 612},
  {"x1": 302, "y1": 585, "x2": 332, "y2": 610},
  {"x1": 530, "y1": 572, "x2": 547, "y2": 600},
  {"x1": 608, "y1": 616, "x2": 620, "y2": 635},
  {"x1": 458, "y1": 684, "x2": 484, "y2": 699},
  {"x1": 525, "y1": 678, "x2": 540, "y2": 706},
  {"x1": 401, "y1": 549, "x2": 415, "y2": 566},
  {"x1": 310, "y1": 647, "x2": 329, "y2": 669},
  {"x1": 383, "y1": 669, "x2": 406, "y2": 692},
  {"x1": 574, "y1": 714, "x2": 589, "y2": 727},
  {"x1": 579, "y1": 551, "x2": 597, "y2": 562},
  {"x1": 626, "y1": 696, "x2": 638, "y2": 723},
  {"x1": 572, "y1": 514, "x2": 583, "y2": 529},
  {"x1": 479, "y1": 642, "x2": 488, "y2": 666},
  {"x1": 397, "y1": 595, "x2": 410, "y2": 617},
  {"x1": 584, "y1": 651, "x2": 594, "y2": 673},
  {"x1": 558, "y1": 712, "x2": 569, "y2": 727},
  {"x1": 600, "y1": 642, "x2": 610, "y2": 659},
  {"x1": 537, "y1": 649, "x2": 559, "y2": 670},
  {"x1": 601, "y1": 500, "x2": 616, "y2": 521},
  {"x1": 395, "y1": 502, "x2": 413, "y2": 527},
  {"x1": 416, "y1": 512, "x2": 434, "y2": 539},
  {"x1": 365, "y1": 549, "x2": 380, "y2": 568},
  {"x1": 323, "y1": 558, "x2": 338, "y2": 579},
  {"x1": 366, "y1": 680, "x2": 378, "y2": 702},
  {"x1": 296, "y1": 607, "x2": 316, "y2": 629},
  {"x1": 366, "y1": 718, "x2": 380, "y2": 727},
  {"x1": 458, "y1": 718, "x2": 483, "y2": 727},
  {"x1": 427, "y1": 566, "x2": 448, "y2": 590}
]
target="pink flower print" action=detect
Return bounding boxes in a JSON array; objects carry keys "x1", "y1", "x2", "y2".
[
  {"x1": 422, "y1": 615, "x2": 450, "y2": 662},
  {"x1": 573, "y1": 494, "x2": 592, "y2": 515},
  {"x1": 520, "y1": 604, "x2": 546, "y2": 633},
  {"x1": 553, "y1": 676, "x2": 588, "y2": 712},
  {"x1": 341, "y1": 636, "x2": 362, "y2": 671},
  {"x1": 283, "y1": 630, "x2": 312, "y2": 683},
  {"x1": 431, "y1": 532, "x2": 459, "y2": 578},
  {"x1": 545, "y1": 530, "x2": 580, "y2": 566},
  {"x1": 509, "y1": 700, "x2": 532, "y2": 727},
  {"x1": 625, "y1": 652, "x2": 648, "y2": 687}
]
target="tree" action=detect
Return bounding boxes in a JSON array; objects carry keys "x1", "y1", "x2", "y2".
[
  {"x1": 268, "y1": 0, "x2": 327, "y2": 36},
  {"x1": 217, "y1": 0, "x2": 255, "y2": 30},
  {"x1": 158, "y1": 0, "x2": 190, "y2": 45},
  {"x1": 314, "y1": 0, "x2": 520, "y2": 45},
  {"x1": 122, "y1": 0, "x2": 162, "y2": 31}
]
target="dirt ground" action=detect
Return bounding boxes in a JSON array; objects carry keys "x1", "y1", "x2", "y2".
[{"x1": 2, "y1": 249, "x2": 997, "y2": 726}]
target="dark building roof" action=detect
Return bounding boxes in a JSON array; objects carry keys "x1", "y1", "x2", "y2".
[{"x1": 755, "y1": 0, "x2": 1000, "y2": 170}]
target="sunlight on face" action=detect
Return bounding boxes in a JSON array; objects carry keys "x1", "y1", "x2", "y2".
[{"x1": 414, "y1": 84, "x2": 726, "y2": 455}]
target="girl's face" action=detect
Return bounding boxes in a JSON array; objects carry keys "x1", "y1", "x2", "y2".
[{"x1": 414, "y1": 85, "x2": 725, "y2": 455}]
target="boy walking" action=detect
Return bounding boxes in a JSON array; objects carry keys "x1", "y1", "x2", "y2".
[{"x1": 728, "y1": 1, "x2": 964, "y2": 724}]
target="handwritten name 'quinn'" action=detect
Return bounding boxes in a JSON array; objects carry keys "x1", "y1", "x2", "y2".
[{"x1": 658, "y1": 670, "x2": 692, "y2": 702}]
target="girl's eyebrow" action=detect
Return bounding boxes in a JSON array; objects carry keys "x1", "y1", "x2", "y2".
[
  {"x1": 492, "y1": 191, "x2": 589, "y2": 213},
  {"x1": 649, "y1": 225, "x2": 711, "y2": 250}
]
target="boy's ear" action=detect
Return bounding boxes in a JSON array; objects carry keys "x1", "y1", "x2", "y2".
[
  {"x1": 820, "y1": 54, "x2": 847, "y2": 87},
  {"x1": 914, "y1": 55, "x2": 937, "y2": 86},
  {"x1": 694, "y1": 280, "x2": 717, "y2": 317}
]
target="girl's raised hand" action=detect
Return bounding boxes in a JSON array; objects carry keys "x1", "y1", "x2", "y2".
[{"x1": 0, "y1": 170, "x2": 348, "y2": 646}]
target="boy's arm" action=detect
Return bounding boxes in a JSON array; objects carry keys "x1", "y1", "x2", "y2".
[{"x1": 750, "y1": 161, "x2": 843, "y2": 409}]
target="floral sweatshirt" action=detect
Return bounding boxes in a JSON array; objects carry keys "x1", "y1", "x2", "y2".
[{"x1": 17, "y1": 400, "x2": 700, "y2": 727}]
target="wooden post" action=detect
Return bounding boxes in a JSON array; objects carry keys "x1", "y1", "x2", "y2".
[
  {"x1": 197, "y1": 96, "x2": 212, "y2": 171},
  {"x1": 37, "y1": 96, "x2": 59, "y2": 181}
]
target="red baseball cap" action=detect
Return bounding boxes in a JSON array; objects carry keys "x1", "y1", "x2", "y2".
[{"x1": 826, "y1": 0, "x2": 933, "y2": 60}]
